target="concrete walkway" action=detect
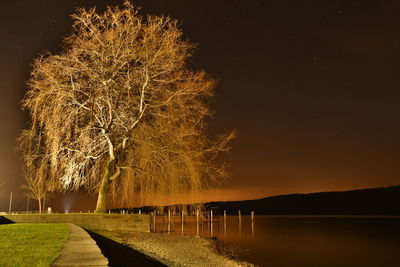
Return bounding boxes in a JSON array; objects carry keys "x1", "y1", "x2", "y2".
[{"x1": 52, "y1": 223, "x2": 109, "y2": 267}]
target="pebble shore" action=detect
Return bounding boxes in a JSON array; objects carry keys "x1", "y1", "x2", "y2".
[{"x1": 95, "y1": 229, "x2": 253, "y2": 267}]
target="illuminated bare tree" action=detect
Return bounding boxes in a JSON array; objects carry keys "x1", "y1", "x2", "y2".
[
  {"x1": 23, "y1": 173, "x2": 48, "y2": 214},
  {"x1": 20, "y1": 2, "x2": 234, "y2": 213},
  {"x1": 18, "y1": 128, "x2": 49, "y2": 213}
]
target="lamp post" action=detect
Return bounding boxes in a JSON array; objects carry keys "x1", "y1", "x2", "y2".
[
  {"x1": 26, "y1": 196, "x2": 30, "y2": 213},
  {"x1": 8, "y1": 192, "x2": 12, "y2": 214}
]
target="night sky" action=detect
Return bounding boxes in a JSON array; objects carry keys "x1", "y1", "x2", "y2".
[{"x1": 1, "y1": 0, "x2": 400, "y2": 211}]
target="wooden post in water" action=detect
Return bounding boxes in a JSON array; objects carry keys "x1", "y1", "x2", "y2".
[
  {"x1": 224, "y1": 210, "x2": 227, "y2": 238},
  {"x1": 172, "y1": 211, "x2": 175, "y2": 230},
  {"x1": 238, "y1": 210, "x2": 242, "y2": 238},
  {"x1": 201, "y1": 211, "x2": 204, "y2": 232},
  {"x1": 168, "y1": 209, "x2": 171, "y2": 233},
  {"x1": 196, "y1": 209, "x2": 200, "y2": 237},
  {"x1": 210, "y1": 210, "x2": 213, "y2": 237},
  {"x1": 181, "y1": 210, "x2": 184, "y2": 235},
  {"x1": 153, "y1": 210, "x2": 156, "y2": 232},
  {"x1": 251, "y1": 211, "x2": 255, "y2": 238}
]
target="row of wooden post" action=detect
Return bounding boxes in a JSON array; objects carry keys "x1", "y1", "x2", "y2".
[
  {"x1": 151, "y1": 209, "x2": 255, "y2": 237},
  {"x1": 152, "y1": 209, "x2": 254, "y2": 219}
]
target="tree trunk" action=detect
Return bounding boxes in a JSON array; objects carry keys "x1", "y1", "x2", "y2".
[
  {"x1": 38, "y1": 198, "x2": 42, "y2": 214},
  {"x1": 95, "y1": 159, "x2": 115, "y2": 213}
]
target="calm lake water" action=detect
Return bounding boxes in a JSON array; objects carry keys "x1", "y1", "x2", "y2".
[{"x1": 152, "y1": 215, "x2": 400, "y2": 266}]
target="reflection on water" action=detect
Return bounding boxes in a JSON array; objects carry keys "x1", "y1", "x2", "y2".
[{"x1": 151, "y1": 215, "x2": 400, "y2": 266}]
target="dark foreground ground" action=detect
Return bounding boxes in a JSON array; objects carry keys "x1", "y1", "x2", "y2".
[{"x1": 87, "y1": 230, "x2": 166, "y2": 267}]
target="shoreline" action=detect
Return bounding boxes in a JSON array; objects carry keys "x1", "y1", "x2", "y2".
[{"x1": 91, "y1": 229, "x2": 252, "y2": 267}]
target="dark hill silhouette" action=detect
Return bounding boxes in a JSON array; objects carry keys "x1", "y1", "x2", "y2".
[{"x1": 205, "y1": 185, "x2": 400, "y2": 215}]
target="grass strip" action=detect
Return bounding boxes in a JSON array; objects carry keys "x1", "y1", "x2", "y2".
[{"x1": 0, "y1": 223, "x2": 68, "y2": 267}]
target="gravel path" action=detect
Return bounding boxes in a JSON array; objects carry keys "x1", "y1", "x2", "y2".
[{"x1": 94, "y1": 230, "x2": 252, "y2": 267}]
